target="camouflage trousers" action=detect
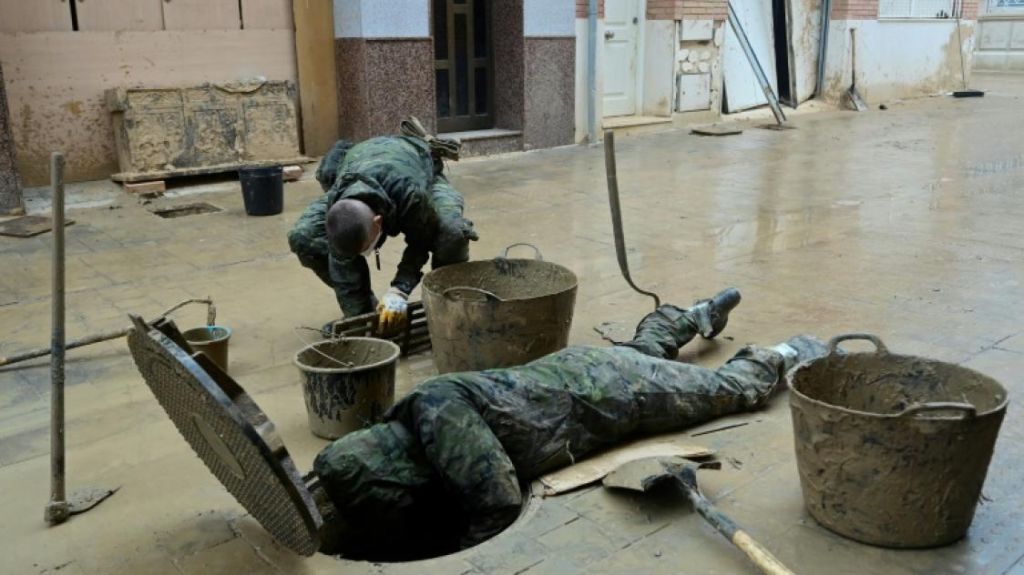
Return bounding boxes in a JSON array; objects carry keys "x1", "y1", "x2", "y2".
[{"x1": 314, "y1": 304, "x2": 788, "y2": 555}]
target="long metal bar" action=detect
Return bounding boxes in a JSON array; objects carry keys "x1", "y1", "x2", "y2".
[
  {"x1": 45, "y1": 152, "x2": 68, "y2": 525},
  {"x1": 816, "y1": 0, "x2": 832, "y2": 99},
  {"x1": 727, "y1": 2, "x2": 787, "y2": 125},
  {"x1": 587, "y1": 0, "x2": 599, "y2": 143},
  {"x1": 604, "y1": 131, "x2": 661, "y2": 310}
]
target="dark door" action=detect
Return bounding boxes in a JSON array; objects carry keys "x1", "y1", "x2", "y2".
[{"x1": 433, "y1": 0, "x2": 493, "y2": 133}]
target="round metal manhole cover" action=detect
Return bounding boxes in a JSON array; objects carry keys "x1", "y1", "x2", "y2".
[{"x1": 127, "y1": 319, "x2": 322, "y2": 556}]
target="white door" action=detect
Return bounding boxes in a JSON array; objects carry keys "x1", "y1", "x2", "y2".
[
  {"x1": 722, "y1": 0, "x2": 778, "y2": 113},
  {"x1": 603, "y1": 0, "x2": 642, "y2": 118}
]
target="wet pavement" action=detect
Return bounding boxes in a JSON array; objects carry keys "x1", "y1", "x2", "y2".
[{"x1": 1, "y1": 73, "x2": 1022, "y2": 574}]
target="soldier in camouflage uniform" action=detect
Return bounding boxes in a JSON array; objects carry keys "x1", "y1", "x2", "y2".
[
  {"x1": 310, "y1": 288, "x2": 830, "y2": 559},
  {"x1": 287, "y1": 121, "x2": 477, "y2": 328}
]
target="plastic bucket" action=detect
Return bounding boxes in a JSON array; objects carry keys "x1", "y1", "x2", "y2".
[
  {"x1": 293, "y1": 338, "x2": 400, "y2": 440},
  {"x1": 183, "y1": 326, "x2": 232, "y2": 373},
  {"x1": 788, "y1": 334, "x2": 1009, "y2": 548},
  {"x1": 422, "y1": 244, "x2": 577, "y2": 374},
  {"x1": 239, "y1": 166, "x2": 284, "y2": 216}
]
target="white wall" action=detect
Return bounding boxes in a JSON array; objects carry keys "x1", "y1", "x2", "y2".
[
  {"x1": 975, "y1": 17, "x2": 1024, "y2": 71},
  {"x1": 643, "y1": 20, "x2": 677, "y2": 116},
  {"x1": 823, "y1": 20, "x2": 974, "y2": 104},
  {"x1": 333, "y1": 0, "x2": 429, "y2": 38},
  {"x1": 525, "y1": 0, "x2": 576, "y2": 37}
]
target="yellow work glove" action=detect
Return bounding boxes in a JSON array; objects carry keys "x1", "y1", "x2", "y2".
[{"x1": 376, "y1": 287, "x2": 409, "y2": 335}]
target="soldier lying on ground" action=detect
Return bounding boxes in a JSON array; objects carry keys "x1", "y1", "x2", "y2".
[
  {"x1": 308, "y1": 288, "x2": 829, "y2": 559},
  {"x1": 287, "y1": 118, "x2": 477, "y2": 333}
]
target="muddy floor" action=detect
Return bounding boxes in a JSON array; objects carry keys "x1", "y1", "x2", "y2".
[{"x1": 1, "y1": 73, "x2": 1023, "y2": 574}]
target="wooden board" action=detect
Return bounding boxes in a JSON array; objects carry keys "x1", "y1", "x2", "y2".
[
  {"x1": 241, "y1": 0, "x2": 293, "y2": 30},
  {"x1": 76, "y1": 0, "x2": 164, "y2": 31},
  {"x1": 538, "y1": 435, "x2": 714, "y2": 496},
  {"x1": 162, "y1": 0, "x2": 240, "y2": 31},
  {"x1": 0, "y1": 216, "x2": 74, "y2": 238},
  {"x1": 292, "y1": 0, "x2": 339, "y2": 156},
  {"x1": 0, "y1": 0, "x2": 72, "y2": 33}
]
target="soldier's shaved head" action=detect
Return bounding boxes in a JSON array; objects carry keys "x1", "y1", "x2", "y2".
[{"x1": 327, "y1": 199, "x2": 376, "y2": 257}]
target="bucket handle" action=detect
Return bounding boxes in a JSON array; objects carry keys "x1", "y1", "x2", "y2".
[
  {"x1": 827, "y1": 333, "x2": 890, "y2": 356},
  {"x1": 442, "y1": 286, "x2": 505, "y2": 303},
  {"x1": 500, "y1": 243, "x2": 544, "y2": 261},
  {"x1": 898, "y1": 402, "x2": 977, "y2": 419}
]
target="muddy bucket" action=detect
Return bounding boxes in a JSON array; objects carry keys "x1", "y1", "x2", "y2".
[
  {"x1": 294, "y1": 338, "x2": 399, "y2": 440},
  {"x1": 422, "y1": 244, "x2": 578, "y2": 374},
  {"x1": 239, "y1": 165, "x2": 284, "y2": 216},
  {"x1": 788, "y1": 334, "x2": 1009, "y2": 548},
  {"x1": 183, "y1": 326, "x2": 231, "y2": 373}
]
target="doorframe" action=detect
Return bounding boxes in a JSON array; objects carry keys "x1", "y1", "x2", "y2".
[{"x1": 602, "y1": 0, "x2": 648, "y2": 119}]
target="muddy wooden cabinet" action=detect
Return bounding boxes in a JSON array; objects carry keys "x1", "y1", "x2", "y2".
[{"x1": 105, "y1": 81, "x2": 306, "y2": 182}]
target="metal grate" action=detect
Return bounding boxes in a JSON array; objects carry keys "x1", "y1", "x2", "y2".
[{"x1": 325, "y1": 301, "x2": 431, "y2": 357}]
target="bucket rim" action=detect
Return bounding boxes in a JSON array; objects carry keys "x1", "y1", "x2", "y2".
[
  {"x1": 183, "y1": 325, "x2": 232, "y2": 343},
  {"x1": 293, "y1": 337, "x2": 401, "y2": 374},
  {"x1": 422, "y1": 258, "x2": 579, "y2": 302},
  {"x1": 786, "y1": 352, "x2": 1011, "y2": 420}
]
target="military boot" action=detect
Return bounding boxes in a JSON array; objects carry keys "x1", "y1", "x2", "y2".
[
  {"x1": 772, "y1": 335, "x2": 830, "y2": 372},
  {"x1": 690, "y1": 287, "x2": 742, "y2": 339}
]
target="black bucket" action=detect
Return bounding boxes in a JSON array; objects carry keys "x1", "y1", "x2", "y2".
[{"x1": 239, "y1": 166, "x2": 284, "y2": 216}]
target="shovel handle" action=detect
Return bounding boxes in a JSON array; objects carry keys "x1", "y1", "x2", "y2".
[{"x1": 683, "y1": 487, "x2": 796, "y2": 575}]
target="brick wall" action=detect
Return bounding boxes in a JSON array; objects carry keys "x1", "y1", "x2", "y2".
[
  {"x1": 961, "y1": 0, "x2": 979, "y2": 19},
  {"x1": 575, "y1": 0, "x2": 605, "y2": 18},
  {"x1": 647, "y1": 0, "x2": 729, "y2": 21},
  {"x1": 831, "y1": 0, "x2": 878, "y2": 19}
]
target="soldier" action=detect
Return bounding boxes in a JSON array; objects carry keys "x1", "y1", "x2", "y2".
[
  {"x1": 288, "y1": 118, "x2": 477, "y2": 333},
  {"x1": 309, "y1": 288, "x2": 830, "y2": 559}
]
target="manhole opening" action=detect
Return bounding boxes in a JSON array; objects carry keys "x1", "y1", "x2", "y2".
[
  {"x1": 152, "y1": 202, "x2": 222, "y2": 218},
  {"x1": 319, "y1": 486, "x2": 533, "y2": 563}
]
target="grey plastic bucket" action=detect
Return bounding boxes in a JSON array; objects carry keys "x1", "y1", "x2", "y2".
[
  {"x1": 788, "y1": 334, "x2": 1009, "y2": 548},
  {"x1": 293, "y1": 338, "x2": 400, "y2": 440},
  {"x1": 422, "y1": 244, "x2": 578, "y2": 374}
]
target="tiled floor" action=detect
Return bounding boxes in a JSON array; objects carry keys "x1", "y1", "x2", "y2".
[{"x1": 1, "y1": 73, "x2": 1022, "y2": 574}]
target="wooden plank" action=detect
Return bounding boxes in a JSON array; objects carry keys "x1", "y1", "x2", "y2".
[
  {"x1": 292, "y1": 0, "x2": 339, "y2": 156},
  {"x1": 241, "y1": 0, "x2": 293, "y2": 30},
  {"x1": 162, "y1": 0, "x2": 240, "y2": 31},
  {"x1": 76, "y1": 0, "x2": 164, "y2": 31},
  {"x1": 0, "y1": 0, "x2": 72, "y2": 33}
]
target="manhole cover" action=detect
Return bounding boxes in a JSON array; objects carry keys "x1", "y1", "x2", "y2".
[{"x1": 151, "y1": 202, "x2": 222, "y2": 218}]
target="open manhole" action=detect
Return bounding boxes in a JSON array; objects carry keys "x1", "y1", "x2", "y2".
[
  {"x1": 128, "y1": 316, "x2": 532, "y2": 563},
  {"x1": 151, "y1": 202, "x2": 222, "y2": 219}
]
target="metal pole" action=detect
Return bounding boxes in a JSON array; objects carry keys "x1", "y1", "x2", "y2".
[
  {"x1": 816, "y1": 0, "x2": 832, "y2": 99},
  {"x1": 727, "y1": 1, "x2": 787, "y2": 126},
  {"x1": 587, "y1": 0, "x2": 599, "y2": 144},
  {"x1": 604, "y1": 130, "x2": 661, "y2": 309},
  {"x1": 45, "y1": 152, "x2": 69, "y2": 525}
]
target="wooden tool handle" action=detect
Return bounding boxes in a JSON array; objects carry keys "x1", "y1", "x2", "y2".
[{"x1": 732, "y1": 530, "x2": 796, "y2": 575}]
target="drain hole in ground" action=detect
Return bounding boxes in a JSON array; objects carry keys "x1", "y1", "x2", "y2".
[
  {"x1": 151, "y1": 202, "x2": 222, "y2": 218},
  {"x1": 318, "y1": 486, "x2": 532, "y2": 563}
]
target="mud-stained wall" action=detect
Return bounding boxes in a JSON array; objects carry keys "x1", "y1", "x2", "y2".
[
  {"x1": 0, "y1": 30, "x2": 297, "y2": 186},
  {"x1": 822, "y1": 20, "x2": 975, "y2": 105},
  {"x1": 0, "y1": 62, "x2": 22, "y2": 214}
]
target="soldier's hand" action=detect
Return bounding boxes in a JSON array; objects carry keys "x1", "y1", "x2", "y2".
[{"x1": 376, "y1": 288, "x2": 409, "y2": 335}]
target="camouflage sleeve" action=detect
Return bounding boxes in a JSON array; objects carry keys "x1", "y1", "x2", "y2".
[
  {"x1": 391, "y1": 238, "x2": 431, "y2": 296},
  {"x1": 430, "y1": 174, "x2": 465, "y2": 222},
  {"x1": 316, "y1": 140, "x2": 354, "y2": 192},
  {"x1": 387, "y1": 377, "x2": 523, "y2": 548}
]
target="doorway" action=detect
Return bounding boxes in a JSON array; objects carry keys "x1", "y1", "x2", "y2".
[
  {"x1": 433, "y1": 0, "x2": 494, "y2": 133},
  {"x1": 603, "y1": 0, "x2": 644, "y2": 118}
]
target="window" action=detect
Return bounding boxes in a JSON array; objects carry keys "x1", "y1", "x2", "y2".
[
  {"x1": 878, "y1": 0, "x2": 956, "y2": 17},
  {"x1": 989, "y1": 0, "x2": 1024, "y2": 12}
]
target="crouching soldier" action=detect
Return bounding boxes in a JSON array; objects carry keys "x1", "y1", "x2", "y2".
[
  {"x1": 288, "y1": 118, "x2": 477, "y2": 333},
  {"x1": 308, "y1": 288, "x2": 830, "y2": 559}
]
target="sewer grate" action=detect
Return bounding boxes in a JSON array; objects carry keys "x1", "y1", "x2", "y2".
[{"x1": 151, "y1": 202, "x2": 222, "y2": 219}]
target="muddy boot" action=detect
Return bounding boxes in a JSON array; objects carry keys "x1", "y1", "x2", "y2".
[
  {"x1": 772, "y1": 335, "x2": 829, "y2": 373},
  {"x1": 690, "y1": 287, "x2": 742, "y2": 339}
]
